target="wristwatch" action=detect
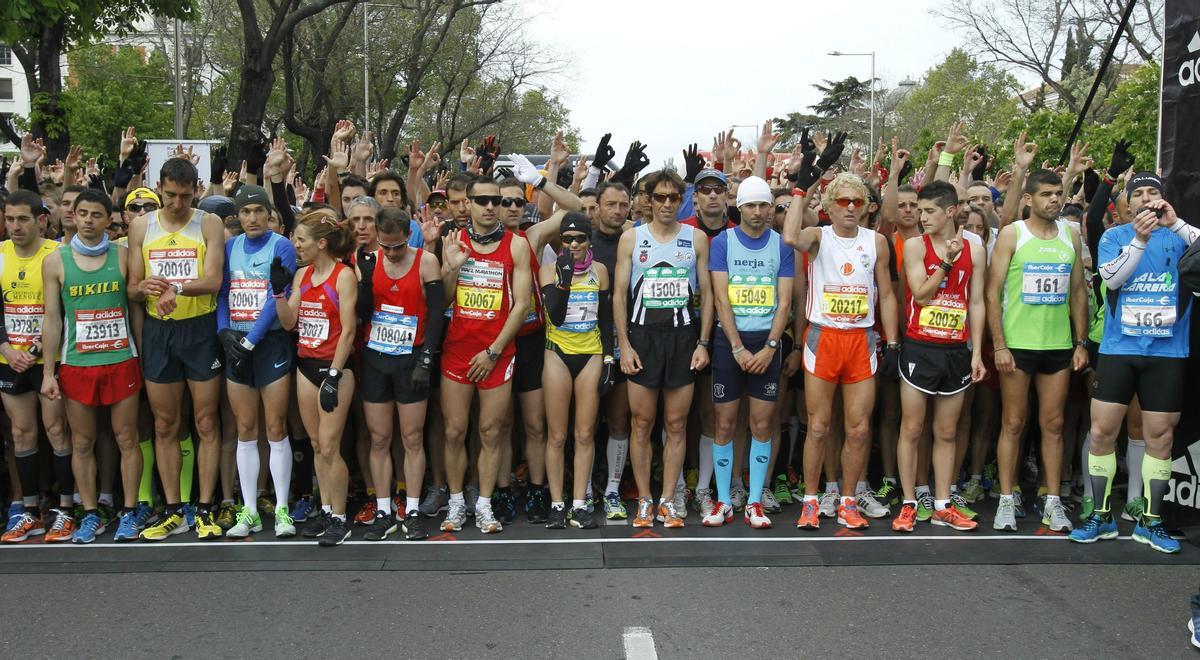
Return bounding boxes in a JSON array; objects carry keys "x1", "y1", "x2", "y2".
[
  {"x1": 696, "y1": 339, "x2": 711, "y2": 349},
  {"x1": 325, "y1": 367, "x2": 341, "y2": 380},
  {"x1": 766, "y1": 338, "x2": 780, "y2": 350},
  {"x1": 172, "y1": 282, "x2": 184, "y2": 296},
  {"x1": 485, "y1": 347, "x2": 501, "y2": 362}
]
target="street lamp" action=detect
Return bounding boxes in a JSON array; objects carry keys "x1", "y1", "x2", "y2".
[{"x1": 828, "y1": 51, "x2": 876, "y2": 162}]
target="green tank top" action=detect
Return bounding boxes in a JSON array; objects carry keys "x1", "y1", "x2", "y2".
[
  {"x1": 1001, "y1": 220, "x2": 1075, "y2": 351},
  {"x1": 1087, "y1": 277, "x2": 1106, "y2": 344},
  {"x1": 60, "y1": 245, "x2": 136, "y2": 366}
]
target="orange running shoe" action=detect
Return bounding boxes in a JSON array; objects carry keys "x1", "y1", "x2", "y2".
[
  {"x1": 2, "y1": 511, "x2": 44, "y2": 543},
  {"x1": 795, "y1": 498, "x2": 820, "y2": 530},
  {"x1": 632, "y1": 497, "x2": 655, "y2": 528},
  {"x1": 353, "y1": 499, "x2": 377, "y2": 526},
  {"x1": 931, "y1": 505, "x2": 978, "y2": 531},
  {"x1": 892, "y1": 502, "x2": 917, "y2": 533},
  {"x1": 656, "y1": 502, "x2": 684, "y2": 528},
  {"x1": 837, "y1": 499, "x2": 869, "y2": 529},
  {"x1": 44, "y1": 509, "x2": 76, "y2": 543}
]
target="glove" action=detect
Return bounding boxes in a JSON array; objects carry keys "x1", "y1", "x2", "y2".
[
  {"x1": 210, "y1": 145, "x2": 227, "y2": 184},
  {"x1": 970, "y1": 146, "x2": 989, "y2": 182},
  {"x1": 319, "y1": 369, "x2": 342, "y2": 412},
  {"x1": 125, "y1": 140, "x2": 148, "y2": 175},
  {"x1": 246, "y1": 140, "x2": 269, "y2": 179},
  {"x1": 614, "y1": 141, "x2": 650, "y2": 183},
  {"x1": 682, "y1": 143, "x2": 704, "y2": 183},
  {"x1": 218, "y1": 329, "x2": 252, "y2": 380},
  {"x1": 879, "y1": 343, "x2": 900, "y2": 380},
  {"x1": 509, "y1": 153, "x2": 544, "y2": 187},
  {"x1": 793, "y1": 149, "x2": 819, "y2": 191},
  {"x1": 1083, "y1": 168, "x2": 1100, "y2": 203},
  {"x1": 591, "y1": 133, "x2": 615, "y2": 171},
  {"x1": 598, "y1": 359, "x2": 615, "y2": 396},
  {"x1": 270, "y1": 256, "x2": 292, "y2": 296},
  {"x1": 1107, "y1": 139, "x2": 1135, "y2": 179},
  {"x1": 556, "y1": 165, "x2": 574, "y2": 189},
  {"x1": 412, "y1": 346, "x2": 435, "y2": 389},
  {"x1": 555, "y1": 250, "x2": 575, "y2": 288},
  {"x1": 111, "y1": 162, "x2": 136, "y2": 190},
  {"x1": 815, "y1": 131, "x2": 847, "y2": 173},
  {"x1": 898, "y1": 159, "x2": 913, "y2": 184}
]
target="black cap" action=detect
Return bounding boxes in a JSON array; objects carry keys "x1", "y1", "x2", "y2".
[
  {"x1": 1126, "y1": 171, "x2": 1164, "y2": 202},
  {"x1": 234, "y1": 184, "x2": 274, "y2": 213},
  {"x1": 559, "y1": 211, "x2": 592, "y2": 237}
]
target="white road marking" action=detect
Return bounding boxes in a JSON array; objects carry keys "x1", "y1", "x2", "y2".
[{"x1": 622, "y1": 626, "x2": 658, "y2": 660}]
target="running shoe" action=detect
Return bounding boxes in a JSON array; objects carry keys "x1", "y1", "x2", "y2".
[
  {"x1": 301, "y1": 510, "x2": 330, "y2": 539},
  {"x1": 4, "y1": 502, "x2": 22, "y2": 532},
  {"x1": 694, "y1": 488, "x2": 715, "y2": 516},
  {"x1": 837, "y1": 500, "x2": 869, "y2": 529},
  {"x1": 632, "y1": 497, "x2": 654, "y2": 528},
  {"x1": 392, "y1": 494, "x2": 405, "y2": 517},
  {"x1": 496, "y1": 488, "x2": 517, "y2": 525},
  {"x1": 464, "y1": 485, "x2": 480, "y2": 517},
  {"x1": 225, "y1": 506, "x2": 263, "y2": 538},
  {"x1": 97, "y1": 503, "x2": 117, "y2": 529},
  {"x1": 702, "y1": 502, "x2": 733, "y2": 527},
  {"x1": 604, "y1": 493, "x2": 628, "y2": 520},
  {"x1": 892, "y1": 503, "x2": 917, "y2": 533},
  {"x1": 318, "y1": 516, "x2": 351, "y2": 546},
  {"x1": 71, "y1": 512, "x2": 104, "y2": 544},
  {"x1": 772, "y1": 476, "x2": 794, "y2": 506},
  {"x1": 983, "y1": 461, "x2": 999, "y2": 498},
  {"x1": 113, "y1": 510, "x2": 143, "y2": 542},
  {"x1": 256, "y1": 495, "x2": 273, "y2": 517},
  {"x1": 730, "y1": 484, "x2": 748, "y2": 511},
  {"x1": 1041, "y1": 498, "x2": 1073, "y2": 532},
  {"x1": 950, "y1": 493, "x2": 978, "y2": 520},
  {"x1": 440, "y1": 500, "x2": 467, "y2": 532},
  {"x1": 215, "y1": 501, "x2": 238, "y2": 531},
  {"x1": 44, "y1": 509, "x2": 75, "y2": 543},
  {"x1": 274, "y1": 506, "x2": 297, "y2": 539},
  {"x1": 134, "y1": 502, "x2": 158, "y2": 527},
  {"x1": 419, "y1": 485, "x2": 448, "y2": 518},
  {"x1": 795, "y1": 498, "x2": 820, "y2": 530},
  {"x1": 195, "y1": 508, "x2": 223, "y2": 539},
  {"x1": 524, "y1": 485, "x2": 549, "y2": 524},
  {"x1": 1191, "y1": 614, "x2": 1200, "y2": 649},
  {"x1": 857, "y1": 491, "x2": 890, "y2": 518},
  {"x1": 760, "y1": 488, "x2": 781, "y2": 514},
  {"x1": 475, "y1": 504, "x2": 503, "y2": 534},
  {"x1": 1011, "y1": 487, "x2": 1026, "y2": 518},
  {"x1": 290, "y1": 495, "x2": 315, "y2": 523},
  {"x1": 1122, "y1": 497, "x2": 1146, "y2": 523},
  {"x1": 960, "y1": 478, "x2": 985, "y2": 504},
  {"x1": 569, "y1": 506, "x2": 597, "y2": 530},
  {"x1": 141, "y1": 511, "x2": 189, "y2": 541},
  {"x1": 546, "y1": 504, "x2": 568, "y2": 530},
  {"x1": 672, "y1": 489, "x2": 690, "y2": 519},
  {"x1": 874, "y1": 481, "x2": 899, "y2": 507},
  {"x1": 353, "y1": 499, "x2": 377, "y2": 526},
  {"x1": 993, "y1": 497, "x2": 1018, "y2": 532},
  {"x1": 915, "y1": 494, "x2": 935, "y2": 522},
  {"x1": 182, "y1": 503, "x2": 196, "y2": 528},
  {"x1": 1079, "y1": 496, "x2": 1095, "y2": 520},
  {"x1": 932, "y1": 505, "x2": 978, "y2": 531},
  {"x1": 789, "y1": 479, "x2": 806, "y2": 502},
  {"x1": 656, "y1": 501, "x2": 684, "y2": 528},
  {"x1": 1132, "y1": 518, "x2": 1180, "y2": 554},
  {"x1": 402, "y1": 510, "x2": 428, "y2": 540},
  {"x1": 818, "y1": 491, "x2": 838, "y2": 518},
  {"x1": 1069, "y1": 513, "x2": 1118, "y2": 543},
  {"x1": 363, "y1": 510, "x2": 397, "y2": 541},
  {"x1": 1, "y1": 511, "x2": 43, "y2": 543},
  {"x1": 744, "y1": 502, "x2": 772, "y2": 529}
]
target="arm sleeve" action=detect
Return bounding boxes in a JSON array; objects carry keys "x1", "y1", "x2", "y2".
[
  {"x1": 271, "y1": 180, "x2": 295, "y2": 237},
  {"x1": 583, "y1": 167, "x2": 602, "y2": 190},
  {"x1": 18, "y1": 167, "x2": 39, "y2": 193},
  {"x1": 422, "y1": 280, "x2": 446, "y2": 350},
  {"x1": 599, "y1": 289, "x2": 613, "y2": 357},
  {"x1": 355, "y1": 249, "x2": 376, "y2": 328},
  {"x1": 675, "y1": 183, "x2": 695, "y2": 221},
  {"x1": 1097, "y1": 228, "x2": 1144, "y2": 289},
  {"x1": 885, "y1": 236, "x2": 898, "y2": 281},
  {"x1": 216, "y1": 240, "x2": 233, "y2": 332},
  {"x1": 541, "y1": 283, "x2": 569, "y2": 327},
  {"x1": 245, "y1": 239, "x2": 294, "y2": 345}
]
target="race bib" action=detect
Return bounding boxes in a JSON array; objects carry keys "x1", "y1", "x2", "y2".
[
  {"x1": 643, "y1": 267, "x2": 689, "y2": 309},
  {"x1": 75, "y1": 307, "x2": 129, "y2": 353},
  {"x1": 297, "y1": 305, "x2": 330, "y2": 348},
  {"x1": 729, "y1": 274, "x2": 775, "y2": 316},
  {"x1": 148, "y1": 247, "x2": 199, "y2": 284},
  {"x1": 456, "y1": 259, "x2": 505, "y2": 320},
  {"x1": 917, "y1": 298, "x2": 967, "y2": 340},
  {"x1": 228, "y1": 278, "x2": 268, "y2": 323},
  {"x1": 561, "y1": 290, "x2": 599, "y2": 333},
  {"x1": 367, "y1": 305, "x2": 418, "y2": 355},
  {"x1": 821, "y1": 284, "x2": 869, "y2": 323},
  {"x1": 1021, "y1": 262, "x2": 1069, "y2": 305},
  {"x1": 1120, "y1": 294, "x2": 1176, "y2": 337},
  {"x1": 3, "y1": 303, "x2": 43, "y2": 348}
]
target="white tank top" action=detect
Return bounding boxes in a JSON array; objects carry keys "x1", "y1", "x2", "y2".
[{"x1": 806, "y1": 225, "x2": 878, "y2": 329}]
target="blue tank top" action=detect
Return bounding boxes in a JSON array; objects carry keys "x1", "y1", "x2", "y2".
[
  {"x1": 226, "y1": 232, "x2": 286, "y2": 333},
  {"x1": 628, "y1": 223, "x2": 698, "y2": 329},
  {"x1": 724, "y1": 227, "x2": 782, "y2": 333},
  {"x1": 1097, "y1": 223, "x2": 1192, "y2": 358}
]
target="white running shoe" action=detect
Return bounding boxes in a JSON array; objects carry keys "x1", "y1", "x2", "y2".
[
  {"x1": 744, "y1": 502, "x2": 772, "y2": 529},
  {"x1": 701, "y1": 501, "x2": 734, "y2": 527},
  {"x1": 856, "y1": 491, "x2": 890, "y2": 518},
  {"x1": 818, "y1": 491, "x2": 839, "y2": 518},
  {"x1": 694, "y1": 488, "x2": 715, "y2": 515},
  {"x1": 993, "y1": 497, "x2": 1018, "y2": 532}
]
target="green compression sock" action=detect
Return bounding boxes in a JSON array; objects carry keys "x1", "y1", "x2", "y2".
[
  {"x1": 1087, "y1": 451, "x2": 1116, "y2": 514},
  {"x1": 138, "y1": 439, "x2": 156, "y2": 504}
]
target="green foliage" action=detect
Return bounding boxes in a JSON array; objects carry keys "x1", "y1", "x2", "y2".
[
  {"x1": 893, "y1": 49, "x2": 1021, "y2": 151},
  {"x1": 0, "y1": 0, "x2": 195, "y2": 51},
  {"x1": 810, "y1": 77, "x2": 870, "y2": 118}
]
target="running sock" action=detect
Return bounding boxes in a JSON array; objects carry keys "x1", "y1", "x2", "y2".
[
  {"x1": 712, "y1": 442, "x2": 733, "y2": 505},
  {"x1": 14, "y1": 449, "x2": 39, "y2": 512},
  {"x1": 1127, "y1": 438, "x2": 1145, "y2": 503},
  {"x1": 294, "y1": 439, "x2": 315, "y2": 496},
  {"x1": 376, "y1": 497, "x2": 391, "y2": 514},
  {"x1": 698, "y1": 434, "x2": 714, "y2": 492},
  {"x1": 322, "y1": 504, "x2": 333, "y2": 514},
  {"x1": 883, "y1": 476, "x2": 898, "y2": 487},
  {"x1": 477, "y1": 495, "x2": 491, "y2": 510},
  {"x1": 572, "y1": 499, "x2": 586, "y2": 509},
  {"x1": 449, "y1": 492, "x2": 465, "y2": 506},
  {"x1": 1143, "y1": 454, "x2": 1172, "y2": 520},
  {"x1": 98, "y1": 492, "x2": 113, "y2": 507},
  {"x1": 1088, "y1": 451, "x2": 1117, "y2": 513},
  {"x1": 1081, "y1": 433, "x2": 1093, "y2": 499},
  {"x1": 804, "y1": 494, "x2": 818, "y2": 503},
  {"x1": 268, "y1": 437, "x2": 292, "y2": 508},
  {"x1": 236, "y1": 440, "x2": 259, "y2": 511},
  {"x1": 824, "y1": 481, "x2": 840, "y2": 495},
  {"x1": 605, "y1": 436, "x2": 628, "y2": 495},
  {"x1": 551, "y1": 501, "x2": 565, "y2": 509},
  {"x1": 138, "y1": 438, "x2": 155, "y2": 504},
  {"x1": 406, "y1": 496, "x2": 419, "y2": 513},
  {"x1": 52, "y1": 448, "x2": 73, "y2": 504},
  {"x1": 747, "y1": 438, "x2": 771, "y2": 505},
  {"x1": 179, "y1": 436, "x2": 195, "y2": 502},
  {"x1": 934, "y1": 499, "x2": 950, "y2": 511},
  {"x1": 855, "y1": 480, "x2": 871, "y2": 496},
  {"x1": 903, "y1": 499, "x2": 918, "y2": 506},
  {"x1": 915, "y1": 485, "x2": 930, "y2": 499}
]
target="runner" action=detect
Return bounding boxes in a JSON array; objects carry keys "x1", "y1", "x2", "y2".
[
  {"x1": 38, "y1": 190, "x2": 144, "y2": 543},
  {"x1": 704, "y1": 176, "x2": 794, "y2": 529}
]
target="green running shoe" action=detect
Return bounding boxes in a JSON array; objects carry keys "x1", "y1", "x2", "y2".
[
  {"x1": 875, "y1": 481, "x2": 899, "y2": 507},
  {"x1": 950, "y1": 493, "x2": 978, "y2": 520},
  {"x1": 773, "y1": 475, "x2": 794, "y2": 505},
  {"x1": 1080, "y1": 496, "x2": 1095, "y2": 520},
  {"x1": 983, "y1": 462, "x2": 999, "y2": 498},
  {"x1": 960, "y1": 478, "x2": 985, "y2": 504},
  {"x1": 1122, "y1": 496, "x2": 1146, "y2": 523},
  {"x1": 916, "y1": 494, "x2": 934, "y2": 522}
]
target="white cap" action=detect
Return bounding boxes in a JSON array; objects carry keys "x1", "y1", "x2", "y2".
[{"x1": 736, "y1": 176, "x2": 773, "y2": 207}]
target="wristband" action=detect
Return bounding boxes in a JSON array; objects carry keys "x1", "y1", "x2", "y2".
[
  {"x1": 1103, "y1": 174, "x2": 1116, "y2": 186},
  {"x1": 937, "y1": 151, "x2": 956, "y2": 167},
  {"x1": 731, "y1": 345, "x2": 746, "y2": 356},
  {"x1": 271, "y1": 292, "x2": 287, "y2": 299},
  {"x1": 238, "y1": 337, "x2": 256, "y2": 352},
  {"x1": 939, "y1": 261, "x2": 953, "y2": 273},
  {"x1": 791, "y1": 188, "x2": 807, "y2": 198},
  {"x1": 696, "y1": 339, "x2": 710, "y2": 349}
]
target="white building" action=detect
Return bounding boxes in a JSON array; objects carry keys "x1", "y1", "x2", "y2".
[{"x1": 0, "y1": 44, "x2": 33, "y2": 151}]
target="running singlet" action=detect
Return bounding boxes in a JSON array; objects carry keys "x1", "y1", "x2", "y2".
[
  {"x1": 1001, "y1": 220, "x2": 1074, "y2": 351},
  {"x1": 365, "y1": 248, "x2": 427, "y2": 356},
  {"x1": 142, "y1": 209, "x2": 216, "y2": 320},
  {"x1": 806, "y1": 225, "x2": 878, "y2": 330},
  {"x1": 59, "y1": 245, "x2": 137, "y2": 367},
  {"x1": 715, "y1": 227, "x2": 789, "y2": 333},
  {"x1": 444, "y1": 229, "x2": 514, "y2": 348},
  {"x1": 545, "y1": 267, "x2": 602, "y2": 355},
  {"x1": 225, "y1": 231, "x2": 289, "y2": 334},
  {"x1": 297, "y1": 262, "x2": 348, "y2": 361},
  {"x1": 0, "y1": 238, "x2": 57, "y2": 363},
  {"x1": 1097, "y1": 223, "x2": 1191, "y2": 358},
  {"x1": 628, "y1": 223, "x2": 699, "y2": 329},
  {"x1": 905, "y1": 234, "x2": 972, "y2": 344}
]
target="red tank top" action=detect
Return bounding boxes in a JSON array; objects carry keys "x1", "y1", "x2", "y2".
[
  {"x1": 365, "y1": 248, "x2": 427, "y2": 353},
  {"x1": 517, "y1": 231, "x2": 543, "y2": 336},
  {"x1": 905, "y1": 234, "x2": 972, "y2": 344},
  {"x1": 445, "y1": 229, "x2": 515, "y2": 349},
  {"x1": 297, "y1": 261, "x2": 349, "y2": 360}
]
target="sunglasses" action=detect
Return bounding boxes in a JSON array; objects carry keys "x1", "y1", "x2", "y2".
[
  {"x1": 652, "y1": 193, "x2": 682, "y2": 204},
  {"x1": 471, "y1": 195, "x2": 503, "y2": 207},
  {"x1": 697, "y1": 184, "x2": 727, "y2": 196},
  {"x1": 561, "y1": 233, "x2": 590, "y2": 245},
  {"x1": 500, "y1": 197, "x2": 527, "y2": 208},
  {"x1": 832, "y1": 197, "x2": 866, "y2": 208},
  {"x1": 775, "y1": 204, "x2": 790, "y2": 213},
  {"x1": 127, "y1": 203, "x2": 158, "y2": 213},
  {"x1": 378, "y1": 241, "x2": 407, "y2": 251}
]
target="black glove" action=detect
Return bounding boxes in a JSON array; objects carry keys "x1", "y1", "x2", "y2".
[
  {"x1": 110, "y1": 162, "x2": 136, "y2": 190},
  {"x1": 555, "y1": 250, "x2": 575, "y2": 288},
  {"x1": 87, "y1": 172, "x2": 105, "y2": 191},
  {"x1": 898, "y1": 159, "x2": 914, "y2": 184},
  {"x1": 793, "y1": 148, "x2": 820, "y2": 190},
  {"x1": 412, "y1": 346, "x2": 435, "y2": 388},
  {"x1": 556, "y1": 164, "x2": 574, "y2": 188},
  {"x1": 246, "y1": 140, "x2": 269, "y2": 179},
  {"x1": 1083, "y1": 168, "x2": 1100, "y2": 203},
  {"x1": 970, "y1": 146, "x2": 989, "y2": 182},
  {"x1": 815, "y1": 131, "x2": 847, "y2": 173},
  {"x1": 210, "y1": 145, "x2": 227, "y2": 185},
  {"x1": 319, "y1": 369, "x2": 342, "y2": 412},
  {"x1": 125, "y1": 140, "x2": 148, "y2": 176},
  {"x1": 798, "y1": 127, "x2": 815, "y2": 155},
  {"x1": 1108, "y1": 139, "x2": 1135, "y2": 179},
  {"x1": 218, "y1": 329, "x2": 252, "y2": 380},
  {"x1": 682, "y1": 143, "x2": 704, "y2": 183},
  {"x1": 270, "y1": 256, "x2": 292, "y2": 296},
  {"x1": 614, "y1": 141, "x2": 650, "y2": 183},
  {"x1": 598, "y1": 360, "x2": 615, "y2": 396},
  {"x1": 879, "y1": 343, "x2": 900, "y2": 380},
  {"x1": 591, "y1": 133, "x2": 615, "y2": 171}
]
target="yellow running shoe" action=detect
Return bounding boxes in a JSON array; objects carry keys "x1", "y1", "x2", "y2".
[
  {"x1": 140, "y1": 512, "x2": 189, "y2": 542},
  {"x1": 195, "y1": 508, "x2": 223, "y2": 540}
]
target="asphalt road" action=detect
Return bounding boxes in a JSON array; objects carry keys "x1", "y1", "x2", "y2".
[{"x1": 4, "y1": 564, "x2": 1197, "y2": 659}]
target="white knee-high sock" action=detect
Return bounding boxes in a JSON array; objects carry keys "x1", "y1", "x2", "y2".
[
  {"x1": 605, "y1": 436, "x2": 628, "y2": 495},
  {"x1": 236, "y1": 440, "x2": 259, "y2": 510},
  {"x1": 1081, "y1": 432, "x2": 1093, "y2": 499},
  {"x1": 1126, "y1": 438, "x2": 1145, "y2": 501},
  {"x1": 269, "y1": 437, "x2": 293, "y2": 508}
]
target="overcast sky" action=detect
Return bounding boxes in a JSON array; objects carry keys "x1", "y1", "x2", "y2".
[{"x1": 520, "y1": 0, "x2": 975, "y2": 167}]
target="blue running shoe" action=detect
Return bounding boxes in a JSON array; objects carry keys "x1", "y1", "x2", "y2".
[
  {"x1": 1189, "y1": 608, "x2": 1200, "y2": 649},
  {"x1": 1012, "y1": 488, "x2": 1027, "y2": 519},
  {"x1": 290, "y1": 495, "x2": 314, "y2": 523},
  {"x1": 1068, "y1": 513, "x2": 1118, "y2": 544},
  {"x1": 134, "y1": 502, "x2": 158, "y2": 527},
  {"x1": 113, "y1": 511, "x2": 142, "y2": 542},
  {"x1": 182, "y1": 503, "x2": 196, "y2": 528},
  {"x1": 4, "y1": 501, "x2": 23, "y2": 532},
  {"x1": 71, "y1": 513, "x2": 105, "y2": 544},
  {"x1": 1132, "y1": 519, "x2": 1181, "y2": 554}
]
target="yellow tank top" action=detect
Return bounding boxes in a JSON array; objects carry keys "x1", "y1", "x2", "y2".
[
  {"x1": 0, "y1": 238, "x2": 57, "y2": 364},
  {"x1": 545, "y1": 268, "x2": 602, "y2": 355},
  {"x1": 142, "y1": 209, "x2": 216, "y2": 320}
]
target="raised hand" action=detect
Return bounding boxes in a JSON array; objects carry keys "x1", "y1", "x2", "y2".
[
  {"x1": 682, "y1": 143, "x2": 704, "y2": 183},
  {"x1": 324, "y1": 139, "x2": 350, "y2": 172},
  {"x1": 849, "y1": 148, "x2": 866, "y2": 177},
  {"x1": 815, "y1": 131, "x2": 847, "y2": 173},
  {"x1": 944, "y1": 121, "x2": 969, "y2": 155},
  {"x1": 420, "y1": 141, "x2": 442, "y2": 173},
  {"x1": 332, "y1": 119, "x2": 356, "y2": 144},
  {"x1": 946, "y1": 225, "x2": 964, "y2": 262},
  {"x1": 352, "y1": 130, "x2": 374, "y2": 167},
  {"x1": 509, "y1": 153, "x2": 544, "y2": 187},
  {"x1": 19, "y1": 133, "x2": 44, "y2": 168},
  {"x1": 119, "y1": 126, "x2": 138, "y2": 165},
  {"x1": 1012, "y1": 131, "x2": 1037, "y2": 171},
  {"x1": 756, "y1": 119, "x2": 782, "y2": 156},
  {"x1": 64, "y1": 144, "x2": 83, "y2": 172},
  {"x1": 222, "y1": 170, "x2": 239, "y2": 196},
  {"x1": 591, "y1": 132, "x2": 615, "y2": 170},
  {"x1": 721, "y1": 128, "x2": 739, "y2": 166},
  {"x1": 459, "y1": 138, "x2": 476, "y2": 165},
  {"x1": 1107, "y1": 139, "x2": 1136, "y2": 179},
  {"x1": 551, "y1": 130, "x2": 570, "y2": 169},
  {"x1": 443, "y1": 232, "x2": 469, "y2": 270}
]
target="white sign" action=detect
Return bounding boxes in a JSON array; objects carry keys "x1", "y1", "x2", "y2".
[{"x1": 143, "y1": 140, "x2": 223, "y2": 189}]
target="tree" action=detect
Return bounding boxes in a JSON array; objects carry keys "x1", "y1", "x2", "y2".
[
  {"x1": 810, "y1": 77, "x2": 872, "y2": 118},
  {"x1": 0, "y1": 0, "x2": 194, "y2": 158}
]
